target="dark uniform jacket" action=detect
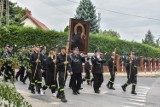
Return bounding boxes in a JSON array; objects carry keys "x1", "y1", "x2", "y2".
[
  {"x1": 125, "y1": 59, "x2": 137, "y2": 76},
  {"x1": 70, "y1": 54, "x2": 85, "y2": 73},
  {"x1": 57, "y1": 53, "x2": 70, "y2": 72},
  {"x1": 42, "y1": 54, "x2": 47, "y2": 70},
  {"x1": 91, "y1": 56, "x2": 106, "y2": 74},
  {"x1": 108, "y1": 58, "x2": 117, "y2": 72},
  {"x1": 46, "y1": 56, "x2": 56, "y2": 72},
  {"x1": 85, "y1": 61, "x2": 91, "y2": 71},
  {"x1": 30, "y1": 52, "x2": 43, "y2": 70}
]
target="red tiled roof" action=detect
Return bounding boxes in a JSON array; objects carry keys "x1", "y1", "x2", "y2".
[{"x1": 21, "y1": 9, "x2": 49, "y2": 30}]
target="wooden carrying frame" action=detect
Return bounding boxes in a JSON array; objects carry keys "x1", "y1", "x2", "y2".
[{"x1": 69, "y1": 18, "x2": 90, "y2": 54}]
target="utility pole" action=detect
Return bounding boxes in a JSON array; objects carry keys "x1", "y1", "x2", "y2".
[
  {"x1": 6, "y1": 0, "x2": 9, "y2": 25},
  {"x1": 0, "y1": 0, "x2": 4, "y2": 26}
]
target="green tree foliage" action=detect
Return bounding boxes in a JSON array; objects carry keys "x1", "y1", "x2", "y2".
[
  {"x1": 142, "y1": 30, "x2": 155, "y2": 46},
  {"x1": 0, "y1": 26, "x2": 159, "y2": 58},
  {"x1": 0, "y1": 0, "x2": 25, "y2": 25},
  {"x1": 0, "y1": 83, "x2": 32, "y2": 107},
  {"x1": 99, "y1": 29, "x2": 120, "y2": 38},
  {"x1": 64, "y1": 25, "x2": 69, "y2": 32},
  {"x1": 75, "y1": 0, "x2": 100, "y2": 33},
  {"x1": 155, "y1": 37, "x2": 160, "y2": 48}
]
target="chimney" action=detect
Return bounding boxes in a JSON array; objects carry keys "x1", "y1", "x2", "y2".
[{"x1": 25, "y1": 8, "x2": 31, "y2": 15}]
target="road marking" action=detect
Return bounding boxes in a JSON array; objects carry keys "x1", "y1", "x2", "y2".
[
  {"x1": 138, "y1": 86, "x2": 150, "y2": 90},
  {"x1": 120, "y1": 105, "x2": 134, "y2": 107},
  {"x1": 129, "y1": 96, "x2": 146, "y2": 100},
  {"x1": 50, "y1": 102, "x2": 61, "y2": 105},
  {"x1": 80, "y1": 90, "x2": 108, "y2": 95},
  {"x1": 122, "y1": 102, "x2": 145, "y2": 106},
  {"x1": 129, "y1": 99, "x2": 146, "y2": 103},
  {"x1": 136, "y1": 92, "x2": 148, "y2": 95},
  {"x1": 137, "y1": 91, "x2": 149, "y2": 94},
  {"x1": 121, "y1": 85, "x2": 150, "y2": 107},
  {"x1": 136, "y1": 94, "x2": 147, "y2": 97}
]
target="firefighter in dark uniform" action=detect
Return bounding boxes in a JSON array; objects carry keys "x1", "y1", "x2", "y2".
[
  {"x1": 2, "y1": 45, "x2": 14, "y2": 82},
  {"x1": 121, "y1": 52, "x2": 138, "y2": 95},
  {"x1": 70, "y1": 47, "x2": 85, "y2": 95},
  {"x1": 83, "y1": 57, "x2": 91, "y2": 85},
  {"x1": 43, "y1": 47, "x2": 57, "y2": 97},
  {"x1": 21, "y1": 46, "x2": 33, "y2": 84},
  {"x1": 16, "y1": 46, "x2": 25, "y2": 81},
  {"x1": 107, "y1": 52, "x2": 117, "y2": 90},
  {"x1": 91, "y1": 49, "x2": 106, "y2": 93},
  {"x1": 30, "y1": 45, "x2": 44, "y2": 95},
  {"x1": 41, "y1": 47, "x2": 47, "y2": 83},
  {"x1": 56, "y1": 46, "x2": 69, "y2": 102}
]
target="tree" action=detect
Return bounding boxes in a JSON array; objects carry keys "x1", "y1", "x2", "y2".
[
  {"x1": 0, "y1": 0, "x2": 25, "y2": 26},
  {"x1": 100, "y1": 29, "x2": 120, "y2": 38},
  {"x1": 155, "y1": 37, "x2": 160, "y2": 48},
  {"x1": 75, "y1": 0, "x2": 100, "y2": 33},
  {"x1": 142, "y1": 30, "x2": 155, "y2": 46},
  {"x1": 64, "y1": 25, "x2": 69, "y2": 32}
]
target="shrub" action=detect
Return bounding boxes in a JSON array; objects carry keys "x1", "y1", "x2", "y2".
[{"x1": 0, "y1": 26, "x2": 159, "y2": 58}]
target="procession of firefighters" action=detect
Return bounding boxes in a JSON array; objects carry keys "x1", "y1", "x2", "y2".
[{"x1": 0, "y1": 43, "x2": 140, "y2": 103}]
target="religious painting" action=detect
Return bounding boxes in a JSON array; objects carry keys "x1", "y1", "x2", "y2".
[{"x1": 69, "y1": 18, "x2": 90, "y2": 54}]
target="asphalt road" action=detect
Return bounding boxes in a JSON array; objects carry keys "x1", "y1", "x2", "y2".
[{"x1": 9, "y1": 75, "x2": 159, "y2": 107}]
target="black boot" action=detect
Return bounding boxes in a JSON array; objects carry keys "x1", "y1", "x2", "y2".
[
  {"x1": 42, "y1": 85, "x2": 48, "y2": 90},
  {"x1": 73, "y1": 91, "x2": 77, "y2": 95},
  {"x1": 31, "y1": 90, "x2": 35, "y2": 94},
  {"x1": 30, "y1": 84, "x2": 35, "y2": 94},
  {"x1": 56, "y1": 90, "x2": 61, "y2": 99},
  {"x1": 131, "y1": 85, "x2": 137, "y2": 95},
  {"x1": 110, "y1": 83, "x2": 115, "y2": 90},
  {"x1": 106, "y1": 81, "x2": 110, "y2": 89},
  {"x1": 87, "y1": 80, "x2": 90, "y2": 85},
  {"x1": 121, "y1": 83, "x2": 128, "y2": 92},
  {"x1": 21, "y1": 79, "x2": 26, "y2": 84},
  {"x1": 77, "y1": 90, "x2": 80, "y2": 94},
  {"x1": 60, "y1": 94, "x2": 67, "y2": 103}
]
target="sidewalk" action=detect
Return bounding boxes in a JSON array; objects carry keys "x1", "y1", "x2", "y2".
[{"x1": 103, "y1": 71, "x2": 160, "y2": 77}]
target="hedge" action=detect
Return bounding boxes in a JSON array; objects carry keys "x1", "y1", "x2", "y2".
[{"x1": 0, "y1": 26, "x2": 159, "y2": 58}]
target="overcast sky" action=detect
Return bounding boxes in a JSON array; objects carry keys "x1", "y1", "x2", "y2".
[{"x1": 11, "y1": 0, "x2": 160, "y2": 42}]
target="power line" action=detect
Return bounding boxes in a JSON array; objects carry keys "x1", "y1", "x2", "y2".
[
  {"x1": 97, "y1": 7, "x2": 160, "y2": 21},
  {"x1": 66, "y1": 0, "x2": 160, "y2": 22},
  {"x1": 66, "y1": 0, "x2": 78, "y2": 4}
]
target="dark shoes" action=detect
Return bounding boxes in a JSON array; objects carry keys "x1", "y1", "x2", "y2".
[
  {"x1": 61, "y1": 97, "x2": 67, "y2": 103},
  {"x1": 121, "y1": 85, "x2": 126, "y2": 92},
  {"x1": 28, "y1": 86, "x2": 31, "y2": 90},
  {"x1": 61, "y1": 95, "x2": 68, "y2": 103},
  {"x1": 31, "y1": 90, "x2": 35, "y2": 94},
  {"x1": 95, "y1": 90, "x2": 100, "y2": 94},
  {"x1": 131, "y1": 91, "x2": 137, "y2": 95},
  {"x1": 110, "y1": 87, "x2": 115, "y2": 90},
  {"x1": 106, "y1": 83, "x2": 110, "y2": 89},
  {"x1": 21, "y1": 80, "x2": 26, "y2": 84},
  {"x1": 77, "y1": 91, "x2": 80, "y2": 94},
  {"x1": 73, "y1": 91, "x2": 80, "y2": 95},
  {"x1": 107, "y1": 83, "x2": 115, "y2": 90},
  {"x1": 79, "y1": 87, "x2": 83, "y2": 90},
  {"x1": 73, "y1": 91, "x2": 78, "y2": 95},
  {"x1": 95, "y1": 91, "x2": 100, "y2": 94}
]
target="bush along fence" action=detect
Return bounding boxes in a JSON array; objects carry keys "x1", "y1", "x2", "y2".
[{"x1": 0, "y1": 26, "x2": 160, "y2": 58}]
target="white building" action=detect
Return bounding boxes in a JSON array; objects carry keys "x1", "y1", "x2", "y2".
[{"x1": 21, "y1": 8, "x2": 49, "y2": 30}]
